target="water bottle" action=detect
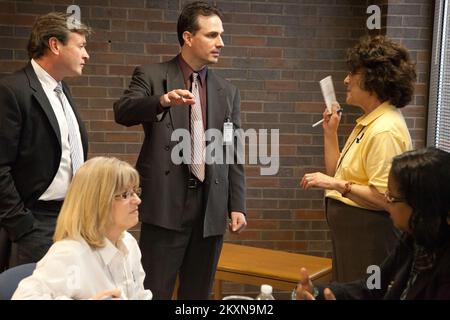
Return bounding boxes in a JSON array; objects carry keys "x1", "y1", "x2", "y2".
[{"x1": 255, "y1": 284, "x2": 275, "y2": 300}]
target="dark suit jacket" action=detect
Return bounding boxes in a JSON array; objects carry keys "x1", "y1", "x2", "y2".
[
  {"x1": 0, "y1": 62, "x2": 88, "y2": 241},
  {"x1": 114, "y1": 57, "x2": 246, "y2": 237},
  {"x1": 317, "y1": 235, "x2": 450, "y2": 299}
]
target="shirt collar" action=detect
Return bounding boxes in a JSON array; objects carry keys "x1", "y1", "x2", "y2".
[
  {"x1": 30, "y1": 59, "x2": 59, "y2": 91},
  {"x1": 177, "y1": 54, "x2": 207, "y2": 86},
  {"x1": 356, "y1": 101, "x2": 396, "y2": 126},
  {"x1": 96, "y1": 236, "x2": 129, "y2": 266}
]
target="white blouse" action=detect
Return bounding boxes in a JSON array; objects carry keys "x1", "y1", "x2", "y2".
[{"x1": 12, "y1": 232, "x2": 152, "y2": 300}]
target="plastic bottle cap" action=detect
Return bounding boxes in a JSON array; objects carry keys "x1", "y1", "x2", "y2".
[{"x1": 261, "y1": 284, "x2": 273, "y2": 295}]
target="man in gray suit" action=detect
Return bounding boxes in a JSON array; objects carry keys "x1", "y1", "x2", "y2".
[{"x1": 114, "y1": 1, "x2": 247, "y2": 299}]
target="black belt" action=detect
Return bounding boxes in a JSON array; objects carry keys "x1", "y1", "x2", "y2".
[
  {"x1": 31, "y1": 200, "x2": 63, "y2": 213},
  {"x1": 188, "y1": 176, "x2": 203, "y2": 189}
]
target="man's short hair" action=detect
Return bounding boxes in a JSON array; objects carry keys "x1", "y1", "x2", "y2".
[
  {"x1": 177, "y1": 1, "x2": 223, "y2": 46},
  {"x1": 27, "y1": 12, "x2": 91, "y2": 59}
]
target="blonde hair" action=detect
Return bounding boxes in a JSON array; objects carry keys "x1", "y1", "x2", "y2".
[{"x1": 54, "y1": 157, "x2": 139, "y2": 248}]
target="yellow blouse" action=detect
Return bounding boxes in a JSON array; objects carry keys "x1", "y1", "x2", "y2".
[{"x1": 325, "y1": 101, "x2": 412, "y2": 209}]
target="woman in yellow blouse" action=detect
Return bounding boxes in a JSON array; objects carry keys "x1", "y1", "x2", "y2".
[{"x1": 301, "y1": 36, "x2": 416, "y2": 282}]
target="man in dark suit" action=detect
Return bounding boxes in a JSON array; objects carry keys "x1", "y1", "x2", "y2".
[
  {"x1": 0, "y1": 12, "x2": 90, "y2": 269},
  {"x1": 114, "y1": 1, "x2": 247, "y2": 299}
]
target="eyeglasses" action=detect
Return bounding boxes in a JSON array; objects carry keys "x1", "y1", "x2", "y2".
[
  {"x1": 384, "y1": 190, "x2": 405, "y2": 204},
  {"x1": 348, "y1": 71, "x2": 362, "y2": 76},
  {"x1": 114, "y1": 187, "x2": 142, "y2": 200}
]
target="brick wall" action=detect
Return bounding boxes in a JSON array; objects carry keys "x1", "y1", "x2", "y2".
[
  {"x1": 379, "y1": 0, "x2": 432, "y2": 148},
  {"x1": 0, "y1": 0, "x2": 432, "y2": 298}
]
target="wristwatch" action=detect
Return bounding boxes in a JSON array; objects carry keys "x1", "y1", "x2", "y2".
[
  {"x1": 291, "y1": 285, "x2": 320, "y2": 300},
  {"x1": 312, "y1": 286, "x2": 320, "y2": 298}
]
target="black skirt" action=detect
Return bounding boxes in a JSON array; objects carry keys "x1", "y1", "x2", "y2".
[{"x1": 326, "y1": 197, "x2": 398, "y2": 282}]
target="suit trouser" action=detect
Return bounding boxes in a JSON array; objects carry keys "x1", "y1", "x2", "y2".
[
  {"x1": 0, "y1": 228, "x2": 11, "y2": 272},
  {"x1": 9, "y1": 201, "x2": 61, "y2": 268},
  {"x1": 139, "y1": 182, "x2": 223, "y2": 300}
]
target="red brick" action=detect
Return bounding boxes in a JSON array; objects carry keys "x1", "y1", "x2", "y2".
[
  {"x1": 0, "y1": 37, "x2": 28, "y2": 49},
  {"x1": 147, "y1": 21, "x2": 176, "y2": 32},
  {"x1": 110, "y1": 0, "x2": 145, "y2": 8},
  {"x1": 90, "y1": 142, "x2": 125, "y2": 153},
  {"x1": 275, "y1": 241, "x2": 308, "y2": 252},
  {"x1": 265, "y1": 80, "x2": 298, "y2": 91},
  {"x1": 111, "y1": 20, "x2": 126, "y2": 31},
  {"x1": 0, "y1": 2, "x2": 15, "y2": 13},
  {"x1": 231, "y1": 36, "x2": 266, "y2": 47},
  {"x1": 108, "y1": 87, "x2": 125, "y2": 98},
  {"x1": 91, "y1": 77, "x2": 123, "y2": 88},
  {"x1": 0, "y1": 14, "x2": 36, "y2": 26},
  {"x1": 109, "y1": 65, "x2": 136, "y2": 76},
  {"x1": 247, "y1": 219, "x2": 278, "y2": 230},
  {"x1": 79, "y1": 109, "x2": 107, "y2": 120},
  {"x1": 294, "y1": 210, "x2": 325, "y2": 220},
  {"x1": 215, "y1": 57, "x2": 233, "y2": 68},
  {"x1": 241, "y1": 102, "x2": 262, "y2": 112},
  {"x1": 295, "y1": 102, "x2": 325, "y2": 113},
  {"x1": 145, "y1": 44, "x2": 179, "y2": 55},
  {"x1": 279, "y1": 134, "x2": 312, "y2": 145},
  {"x1": 105, "y1": 132, "x2": 141, "y2": 142},
  {"x1": 261, "y1": 230, "x2": 294, "y2": 241},
  {"x1": 83, "y1": 65, "x2": 108, "y2": 76},
  {"x1": 88, "y1": 132, "x2": 106, "y2": 143},
  {"x1": 89, "y1": 53, "x2": 124, "y2": 65},
  {"x1": 126, "y1": 54, "x2": 160, "y2": 66},
  {"x1": 231, "y1": 14, "x2": 268, "y2": 25},
  {"x1": 227, "y1": 231, "x2": 261, "y2": 241},
  {"x1": 90, "y1": 121, "x2": 125, "y2": 132},
  {"x1": 248, "y1": 47, "x2": 282, "y2": 58},
  {"x1": 246, "y1": 199, "x2": 279, "y2": 209},
  {"x1": 85, "y1": 42, "x2": 110, "y2": 54},
  {"x1": 129, "y1": 9, "x2": 162, "y2": 21},
  {"x1": 72, "y1": 87, "x2": 108, "y2": 98},
  {"x1": 248, "y1": 25, "x2": 283, "y2": 36},
  {"x1": 89, "y1": 98, "x2": 120, "y2": 109},
  {"x1": 0, "y1": 61, "x2": 26, "y2": 72},
  {"x1": 247, "y1": 178, "x2": 279, "y2": 188},
  {"x1": 279, "y1": 145, "x2": 297, "y2": 155}
]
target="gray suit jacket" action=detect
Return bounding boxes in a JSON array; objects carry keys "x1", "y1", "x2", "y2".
[{"x1": 114, "y1": 57, "x2": 246, "y2": 237}]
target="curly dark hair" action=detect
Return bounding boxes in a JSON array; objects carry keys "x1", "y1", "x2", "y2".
[
  {"x1": 391, "y1": 147, "x2": 450, "y2": 249},
  {"x1": 346, "y1": 35, "x2": 416, "y2": 108},
  {"x1": 177, "y1": 1, "x2": 223, "y2": 46}
]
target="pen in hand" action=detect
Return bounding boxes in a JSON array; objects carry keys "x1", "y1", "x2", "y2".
[{"x1": 312, "y1": 108, "x2": 343, "y2": 127}]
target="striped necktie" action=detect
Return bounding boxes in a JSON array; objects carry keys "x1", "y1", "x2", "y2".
[
  {"x1": 190, "y1": 73, "x2": 205, "y2": 182},
  {"x1": 54, "y1": 83, "x2": 84, "y2": 174}
]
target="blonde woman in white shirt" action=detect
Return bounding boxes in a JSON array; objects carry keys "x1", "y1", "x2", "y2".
[{"x1": 12, "y1": 157, "x2": 152, "y2": 300}]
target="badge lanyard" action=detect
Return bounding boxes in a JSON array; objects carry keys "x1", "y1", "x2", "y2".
[
  {"x1": 336, "y1": 125, "x2": 366, "y2": 170},
  {"x1": 223, "y1": 117, "x2": 233, "y2": 145}
]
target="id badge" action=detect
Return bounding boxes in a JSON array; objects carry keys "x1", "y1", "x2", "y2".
[{"x1": 223, "y1": 121, "x2": 233, "y2": 145}]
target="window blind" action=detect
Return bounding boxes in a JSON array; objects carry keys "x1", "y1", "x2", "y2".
[{"x1": 428, "y1": 0, "x2": 450, "y2": 152}]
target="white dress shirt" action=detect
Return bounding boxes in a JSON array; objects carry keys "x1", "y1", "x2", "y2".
[
  {"x1": 30, "y1": 59, "x2": 84, "y2": 200},
  {"x1": 12, "y1": 232, "x2": 152, "y2": 300}
]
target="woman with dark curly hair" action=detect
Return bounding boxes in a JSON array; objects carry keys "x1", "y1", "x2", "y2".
[
  {"x1": 296, "y1": 147, "x2": 450, "y2": 299},
  {"x1": 300, "y1": 36, "x2": 416, "y2": 282}
]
